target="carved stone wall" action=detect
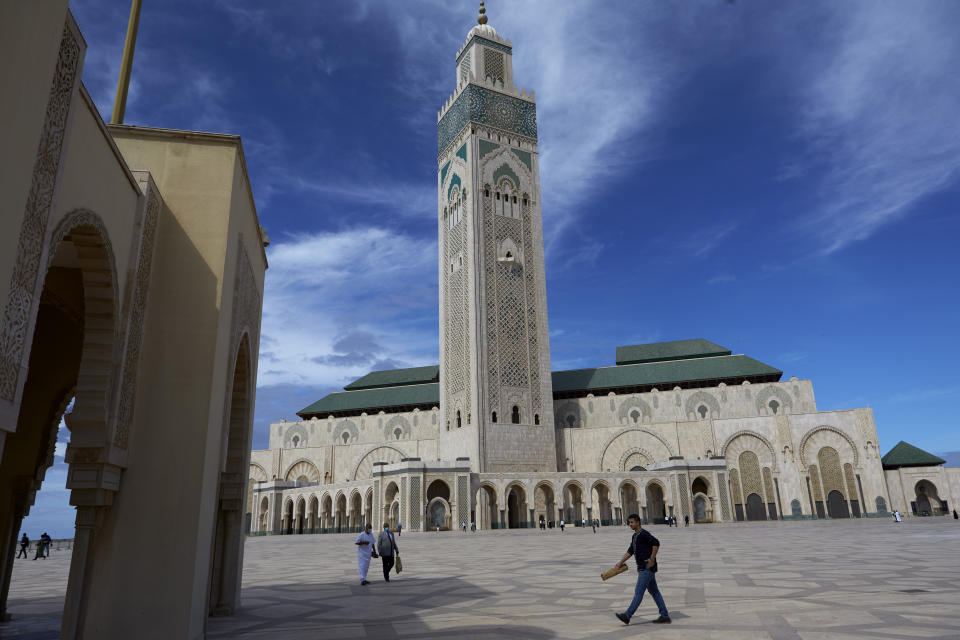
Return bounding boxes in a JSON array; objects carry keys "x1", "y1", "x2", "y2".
[{"x1": 0, "y1": 22, "x2": 81, "y2": 401}]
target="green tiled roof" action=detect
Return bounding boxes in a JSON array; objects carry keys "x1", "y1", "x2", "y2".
[
  {"x1": 881, "y1": 441, "x2": 946, "y2": 469},
  {"x1": 344, "y1": 365, "x2": 440, "y2": 391},
  {"x1": 616, "y1": 339, "x2": 731, "y2": 366},
  {"x1": 298, "y1": 383, "x2": 440, "y2": 418},
  {"x1": 552, "y1": 355, "x2": 781, "y2": 394}
]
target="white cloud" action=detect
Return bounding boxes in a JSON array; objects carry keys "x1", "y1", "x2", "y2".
[
  {"x1": 792, "y1": 3, "x2": 960, "y2": 253},
  {"x1": 890, "y1": 386, "x2": 960, "y2": 404},
  {"x1": 257, "y1": 227, "x2": 439, "y2": 389}
]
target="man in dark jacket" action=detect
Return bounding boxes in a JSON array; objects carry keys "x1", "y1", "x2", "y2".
[
  {"x1": 17, "y1": 533, "x2": 29, "y2": 559},
  {"x1": 612, "y1": 514, "x2": 670, "y2": 625},
  {"x1": 376, "y1": 524, "x2": 399, "y2": 582}
]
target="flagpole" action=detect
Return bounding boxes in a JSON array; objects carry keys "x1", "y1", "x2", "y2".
[{"x1": 111, "y1": 0, "x2": 143, "y2": 124}]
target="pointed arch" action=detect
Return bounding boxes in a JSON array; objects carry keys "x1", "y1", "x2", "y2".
[{"x1": 352, "y1": 445, "x2": 406, "y2": 480}]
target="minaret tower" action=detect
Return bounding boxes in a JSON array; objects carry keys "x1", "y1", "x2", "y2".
[{"x1": 437, "y1": 3, "x2": 556, "y2": 472}]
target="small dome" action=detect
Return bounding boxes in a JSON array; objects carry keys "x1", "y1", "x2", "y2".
[{"x1": 468, "y1": 23, "x2": 499, "y2": 38}]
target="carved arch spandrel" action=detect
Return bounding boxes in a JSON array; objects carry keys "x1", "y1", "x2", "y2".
[
  {"x1": 799, "y1": 426, "x2": 859, "y2": 468},
  {"x1": 598, "y1": 428, "x2": 675, "y2": 471}
]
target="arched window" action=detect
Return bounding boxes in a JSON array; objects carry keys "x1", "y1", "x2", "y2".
[
  {"x1": 630, "y1": 409, "x2": 641, "y2": 424},
  {"x1": 511, "y1": 406, "x2": 520, "y2": 424},
  {"x1": 341, "y1": 432, "x2": 349, "y2": 444},
  {"x1": 697, "y1": 405, "x2": 708, "y2": 419},
  {"x1": 456, "y1": 410, "x2": 462, "y2": 429},
  {"x1": 394, "y1": 428, "x2": 402, "y2": 440},
  {"x1": 467, "y1": 413, "x2": 471, "y2": 424},
  {"x1": 534, "y1": 414, "x2": 540, "y2": 425},
  {"x1": 292, "y1": 435, "x2": 300, "y2": 448},
  {"x1": 769, "y1": 399, "x2": 779, "y2": 414},
  {"x1": 491, "y1": 411, "x2": 497, "y2": 423},
  {"x1": 876, "y1": 496, "x2": 887, "y2": 512}
]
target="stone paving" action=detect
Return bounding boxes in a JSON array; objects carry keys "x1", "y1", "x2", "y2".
[{"x1": 5, "y1": 519, "x2": 960, "y2": 639}]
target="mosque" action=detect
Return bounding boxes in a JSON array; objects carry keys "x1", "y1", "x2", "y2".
[{"x1": 249, "y1": 6, "x2": 959, "y2": 534}]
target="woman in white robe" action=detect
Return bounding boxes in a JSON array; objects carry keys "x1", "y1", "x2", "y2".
[{"x1": 355, "y1": 523, "x2": 376, "y2": 585}]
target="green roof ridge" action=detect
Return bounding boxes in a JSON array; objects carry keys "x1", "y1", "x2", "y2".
[
  {"x1": 881, "y1": 441, "x2": 946, "y2": 469},
  {"x1": 344, "y1": 365, "x2": 440, "y2": 391},
  {"x1": 615, "y1": 339, "x2": 731, "y2": 366}
]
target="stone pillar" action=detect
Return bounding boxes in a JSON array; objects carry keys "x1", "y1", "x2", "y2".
[
  {"x1": 61, "y1": 506, "x2": 101, "y2": 639},
  {"x1": 499, "y1": 508, "x2": 505, "y2": 530}
]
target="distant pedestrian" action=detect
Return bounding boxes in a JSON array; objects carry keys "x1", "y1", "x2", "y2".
[
  {"x1": 953, "y1": 509, "x2": 958, "y2": 520},
  {"x1": 559, "y1": 519, "x2": 565, "y2": 532},
  {"x1": 612, "y1": 513, "x2": 671, "y2": 626},
  {"x1": 32, "y1": 539, "x2": 44, "y2": 560},
  {"x1": 17, "y1": 534, "x2": 29, "y2": 559},
  {"x1": 355, "y1": 523, "x2": 376, "y2": 585},
  {"x1": 377, "y1": 523, "x2": 399, "y2": 582},
  {"x1": 894, "y1": 510, "x2": 902, "y2": 523},
  {"x1": 397, "y1": 523, "x2": 402, "y2": 536},
  {"x1": 592, "y1": 519, "x2": 596, "y2": 533},
  {"x1": 40, "y1": 532, "x2": 51, "y2": 557},
  {"x1": 684, "y1": 515, "x2": 689, "y2": 527},
  {"x1": 471, "y1": 521, "x2": 476, "y2": 532},
  {"x1": 581, "y1": 518, "x2": 586, "y2": 528},
  {"x1": 539, "y1": 518, "x2": 545, "y2": 531}
]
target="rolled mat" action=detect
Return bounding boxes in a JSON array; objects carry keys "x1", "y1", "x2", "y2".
[{"x1": 600, "y1": 565, "x2": 629, "y2": 581}]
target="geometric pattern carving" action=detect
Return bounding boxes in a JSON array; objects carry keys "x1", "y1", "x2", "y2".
[
  {"x1": 817, "y1": 446, "x2": 845, "y2": 496},
  {"x1": 113, "y1": 183, "x2": 161, "y2": 448},
  {"x1": 738, "y1": 451, "x2": 764, "y2": 498},
  {"x1": 483, "y1": 48, "x2": 504, "y2": 81},
  {"x1": 729, "y1": 468, "x2": 743, "y2": 505},
  {"x1": 599, "y1": 428, "x2": 673, "y2": 472},
  {"x1": 284, "y1": 459, "x2": 319, "y2": 483},
  {"x1": 677, "y1": 472, "x2": 690, "y2": 518},
  {"x1": 756, "y1": 385, "x2": 793, "y2": 415},
  {"x1": 717, "y1": 471, "x2": 731, "y2": 520},
  {"x1": 722, "y1": 431, "x2": 777, "y2": 469},
  {"x1": 352, "y1": 445, "x2": 405, "y2": 481},
  {"x1": 808, "y1": 465, "x2": 824, "y2": 501},
  {"x1": 457, "y1": 475, "x2": 469, "y2": 526},
  {"x1": 443, "y1": 209, "x2": 470, "y2": 425},
  {"x1": 684, "y1": 391, "x2": 720, "y2": 420},
  {"x1": 799, "y1": 426, "x2": 859, "y2": 468},
  {"x1": 459, "y1": 51, "x2": 471, "y2": 84},
  {"x1": 438, "y1": 84, "x2": 537, "y2": 155},
  {"x1": 409, "y1": 476, "x2": 421, "y2": 530},
  {"x1": 0, "y1": 22, "x2": 82, "y2": 402},
  {"x1": 618, "y1": 397, "x2": 652, "y2": 424}
]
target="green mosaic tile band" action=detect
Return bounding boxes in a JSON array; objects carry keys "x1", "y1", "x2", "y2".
[
  {"x1": 456, "y1": 35, "x2": 512, "y2": 66},
  {"x1": 438, "y1": 84, "x2": 537, "y2": 155}
]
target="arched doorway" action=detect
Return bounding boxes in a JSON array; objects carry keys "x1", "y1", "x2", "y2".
[
  {"x1": 620, "y1": 482, "x2": 640, "y2": 523},
  {"x1": 745, "y1": 493, "x2": 767, "y2": 521},
  {"x1": 427, "y1": 479, "x2": 451, "y2": 530},
  {"x1": 506, "y1": 485, "x2": 529, "y2": 528},
  {"x1": 693, "y1": 496, "x2": 707, "y2": 522},
  {"x1": 563, "y1": 482, "x2": 585, "y2": 524},
  {"x1": 335, "y1": 493, "x2": 347, "y2": 532},
  {"x1": 645, "y1": 483, "x2": 666, "y2": 524},
  {"x1": 308, "y1": 496, "x2": 319, "y2": 532},
  {"x1": 295, "y1": 497, "x2": 306, "y2": 533},
  {"x1": 475, "y1": 484, "x2": 498, "y2": 529},
  {"x1": 534, "y1": 482, "x2": 557, "y2": 526},
  {"x1": 258, "y1": 496, "x2": 270, "y2": 532},
  {"x1": 0, "y1": 215, "x2": 120, "y2": 630},
  {"x1": 283, "y1": 499, "x2": 294, "y2": 534},
  {"x1": 383, "y1": 482, "x2": 399, "y2": 529},
  {"x1": 208, "y1": 334, "x2": 256, "y2": 616},
  {"x1": 364, "y1": 488, "x2": 373, "y2": 528},
  {"x1": 691, "y1": 476, "x2": 712, "y2": 523},
  {"x1": 349, "y1": 491, "x2": 362, "y2": 532},
  {"x1": 321, "y1": 494, "x2": 332, "y2": 532},
  {"x1": 592, "y1": 482, "x2": 613, "y2": 525},
  {"x1": 914, "y1": 480, "x2": 941, "y2": 516},
  {"x1": 826, "y1": 490, "x2": 849, "y2": 519}
]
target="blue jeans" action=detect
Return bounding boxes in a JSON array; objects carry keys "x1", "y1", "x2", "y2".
[{"x1": 623, "y1": 567, "x2": 669, "y2": 619}]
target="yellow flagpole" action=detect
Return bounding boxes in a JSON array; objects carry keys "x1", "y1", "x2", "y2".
[{"x1": 110, "y1": 0, "x2": 143, "y2": 124}]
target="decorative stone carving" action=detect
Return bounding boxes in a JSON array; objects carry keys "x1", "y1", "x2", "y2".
[
  {"x1": 114, "y1": 184, "x2": 162, "y2": 448},
  {"x1": 0, "y1": 22, "x2": 81, "y2": 401}
]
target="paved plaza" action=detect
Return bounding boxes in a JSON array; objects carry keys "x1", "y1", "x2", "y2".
[{"x1": 5, "y1": 519, "x2": 960, "y2": 639}]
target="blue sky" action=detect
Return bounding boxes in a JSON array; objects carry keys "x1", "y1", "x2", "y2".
[{"x1": 22, "y1": 0, "x2": 960, "y2": 537}]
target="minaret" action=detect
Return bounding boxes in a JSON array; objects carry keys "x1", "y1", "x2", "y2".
[{"x1": 437, "y1": 4, "x2": 556, "y2": 472}]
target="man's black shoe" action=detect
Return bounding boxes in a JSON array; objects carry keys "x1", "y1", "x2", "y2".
[
  {"x1": 361, "y1": 580, "x2": 370, "y2": 585},
  {"x1": 615, "y1": 612, "x2": 629, "y2": 625},
  {"x1": 652, "y1": 616, "x2": 671, "y2": 624}
]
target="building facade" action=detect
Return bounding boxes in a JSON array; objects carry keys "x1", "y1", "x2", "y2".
[{"x1": 249, "y1": 8, "x2": 958, "y2": 535}]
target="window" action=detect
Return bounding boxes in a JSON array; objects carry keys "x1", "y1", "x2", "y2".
[
  {"x1": 522, "y1": 197, "x2": 528, "y2": 206},
  {"x1": 565, "y1": 414, "x2": 576, "y2": 427},
  {"x1": 697, "y1": 405, "x2": 708, "y2": 419},
  {"x1": 456, "y1": 410, "x2": 462, "y2": 429},
  {"x1": 394, "y1": 428, "x2": 402, "y2": 440},
  {"x1": 491, "y1": 411, "x2": 497, "y2": 423},
  {"x1": 511, "y1": 406, "x2": 520, "y2": 424},
  {"x1": 341, "y1": 432, "x2": 349, "y2": 444},
  {"x1": 630, "y1": 409, "x2": 640, "y2": 424},
  {"x1": 292, "y1": 435, "x2": 300, "y2": 447},
  {"x1": 534, "y1": 414, "x2": 540, "y2": 425},
  {"x1": 505, "y1": 251, "x2": 512, "y2": 259},
  {"x1": 768, "y1": 399, "x2": 779, "y2": 415},
  {"x1": 485, "y1": 188, "x2": 490, "y2": 197},
  {"x1": 446, "y1": 420, "x2": 450, "y2": 431}
]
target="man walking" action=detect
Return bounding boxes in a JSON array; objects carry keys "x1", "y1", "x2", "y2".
[
  {"x1": 355, "y1": 523, "x2": 376, "y2": 585},
  {"x1": 559, "y1": 519, "x2": 565, "y2": 532},
  {"x1": 41, "y1": 532, "x2": 51, "y2": 557},
  {"x1": 377, "y1": 523, "x2": 399, "y2": 582},
  {"x1": 591, "y1": 519, "x2": 597, "y2": 533},
  {"x1": 17, "y1": 533, "x2": 29, "y2": 559},
  {"x1": 612, "y1": 514, "x2": 671, "y2": 626}
]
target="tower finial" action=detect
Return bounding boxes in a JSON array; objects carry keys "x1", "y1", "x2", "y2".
[{"x1": 478, "y1": 1, "x2": 488, "y2": 25}]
